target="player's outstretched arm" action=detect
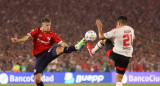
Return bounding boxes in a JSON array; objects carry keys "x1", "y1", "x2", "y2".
[
  {"x1": 11, "y1": 35, "x2": 30, "y2": 43},
  {"x1": 96, "y1": 19, "x2": 106, "y2": 40}
]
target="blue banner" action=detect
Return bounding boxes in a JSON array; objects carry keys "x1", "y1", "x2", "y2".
[
  {"x1": 1, "y1": 72, "x2": 159, "y2": 84},
  {"x1": 112, "y1": 72, "x2": 160, "y2": 83},
  {"x1": 64, "y1": 72, "x2": 111, "y2": 83},
  {"x1": 0, "y1": 72, "x2": 111, "y2": 84},
  {"x1": 0, "y1": 72, "x2": 65, "y2": 84}
]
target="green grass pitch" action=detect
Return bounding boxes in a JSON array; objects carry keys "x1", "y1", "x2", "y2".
[{"x1": 0, "y1": 83, "x2": 159, "y2": 86}]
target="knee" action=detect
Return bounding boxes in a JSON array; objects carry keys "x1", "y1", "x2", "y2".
[
  {"x1": 56, "y1": 47, "x2": 64, "y2": 55},
  {"x1": 116, "y1": 77, "x2": 122, "y2": 82},
  {"x1": 116, "y1": 73, "x2": 123, "y2": 82},
  {"x1": 34, "y1": 76, "x2": 41, "y2": 83}
]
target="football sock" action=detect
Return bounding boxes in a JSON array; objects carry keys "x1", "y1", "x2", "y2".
[
  {"x1": 36, "y1": 81, "x2": 44, "y2": 86},
  {"x1": 116, "y1": 82, "x2": 123, "y2": 86},
  {"x1": 92, "y1": 41, "x2": 103, "y2": 54},
  {"x1": 63, "y1": 46, "x2": 76, "y2": 53}
]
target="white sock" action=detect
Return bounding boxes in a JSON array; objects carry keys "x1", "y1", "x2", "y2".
[
  {"x1": 116, "y1": 82, "x2": 123, "y2": 86},
  {"x1": 92, "y1": 41, "x2": 103, "y2": 54}
]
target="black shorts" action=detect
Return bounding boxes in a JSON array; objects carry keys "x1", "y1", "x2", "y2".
[
  {"x1": 105, "y1": 40, "x2": 130, "y2": 75},
  {"x1": 34, "y1": 46, "x2": 59, "y2": 75}
]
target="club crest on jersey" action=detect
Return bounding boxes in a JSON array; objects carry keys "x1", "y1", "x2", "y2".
[{"x1": 47, "y1": 37, "x2": 51, "y2": 41}]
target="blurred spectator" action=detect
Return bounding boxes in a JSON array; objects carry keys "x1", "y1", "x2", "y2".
[
  {"x1": 0, "y1": 0, "x2": 159, "y2": 72},
  {"x1": 90, "y1": 62, "x2": 100, "y2": 72},
  {"x1": 12, "y1": 63, "x2": 21, "y2": 72},
  {"x1": 20, "y1": 62, "x2": 27, "y2": 72}
]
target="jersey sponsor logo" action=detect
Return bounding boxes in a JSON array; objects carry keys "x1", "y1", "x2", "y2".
[
  {"x1": 39, "y1": 35, "x2": 42, "y2": 37},
  {"x1": 37, "y1": 38, "x2": 50, "y2": 44}
]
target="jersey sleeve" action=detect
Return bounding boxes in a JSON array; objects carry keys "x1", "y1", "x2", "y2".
[
  {"x1": 27, "y1": 28, "x2": 39, "y2": 37},
  {"x1": 52, "y1": 33, "x2": 62, "y2": 44},
  {"x1": 104, "y1": 28, "x2": 116, "y2": 39}
]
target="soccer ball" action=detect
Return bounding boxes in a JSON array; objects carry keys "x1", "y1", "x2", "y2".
[{"x1": 85, "y1": 30, "x2": 97, "y2": 41}]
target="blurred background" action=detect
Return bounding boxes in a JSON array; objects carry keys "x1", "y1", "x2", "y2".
[{"x1": 0, "y1": 0, "x2": 159, "y2": 73}]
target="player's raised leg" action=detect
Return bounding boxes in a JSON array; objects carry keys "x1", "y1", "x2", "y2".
[
  {"x1": 87, "y1": 39, "x2": 105, "y2": 56},
  {"x1": 56, "y1": 38, "x2": 86, "y2": 55}
]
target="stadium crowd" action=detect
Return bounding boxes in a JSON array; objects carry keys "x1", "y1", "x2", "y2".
[{"x1": 0, "y1": 0, "x2": 159, "y2": 72}]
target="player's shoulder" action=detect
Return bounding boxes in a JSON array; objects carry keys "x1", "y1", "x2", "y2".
[
  {"x1": 126, "y1": 26, "x2": 133, "y2": 30},
  {"x1": 121, "y1": 26, "x2": 134, "y2": 31},
  {"x1": 127, "y1": 26, "x2": 134, "y2": 32},
  {"x1": 109, "y1": 28, "x2": 118, "y2": 33}
]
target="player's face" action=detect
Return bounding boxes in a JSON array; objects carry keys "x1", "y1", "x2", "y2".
[{"x1": 42, "y1": 22, "x2": 51, "y2": 32}]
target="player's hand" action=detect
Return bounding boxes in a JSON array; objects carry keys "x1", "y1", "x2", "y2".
[
  {"x1": 11, "y1": 37, "x2": 18, "y2": 43},
  {"x1": 96, "y1": 19, "x2": 103, "y2": 29}
]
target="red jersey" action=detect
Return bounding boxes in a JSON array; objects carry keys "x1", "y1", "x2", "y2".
[{"x1": 28, "y1": 27, "x2": 62, "y2": 56}]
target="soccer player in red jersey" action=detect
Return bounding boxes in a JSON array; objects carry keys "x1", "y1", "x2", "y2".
[
  {"x1": 11, "y1": 18, "x2": 86, "y2": 86},
  {"x1": 87, "y1": 16, "x2": 135, "y2": 86}
]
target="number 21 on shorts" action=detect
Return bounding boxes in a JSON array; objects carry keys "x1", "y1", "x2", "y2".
[{"x1": 123, "y1": 34, "x2": 132, "y2": 46}]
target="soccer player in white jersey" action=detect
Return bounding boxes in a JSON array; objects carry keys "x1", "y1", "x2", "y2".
[{"x1": 87, "y1": 16, "x2": 135, "y2": 86}]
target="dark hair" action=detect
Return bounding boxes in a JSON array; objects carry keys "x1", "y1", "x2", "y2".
[
  {"x1": 41, "y1": 18, "x2": 51, "y2": 23},
  {"x1": 117, "y1": 16, "x2": 127, "y2": 25}
]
